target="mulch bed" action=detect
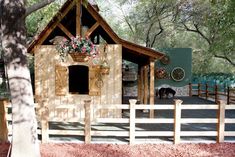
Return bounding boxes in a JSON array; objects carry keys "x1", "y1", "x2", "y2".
[{"x1": 1, "y1": 143, "x2": 235, "y2": 157}]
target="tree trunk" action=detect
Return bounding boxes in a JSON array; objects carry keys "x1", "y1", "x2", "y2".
[{"x1": 1, "y1": 1, "x2": 40, "y2": 157}]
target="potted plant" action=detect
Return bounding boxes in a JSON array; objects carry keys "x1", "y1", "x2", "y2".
[{"x1": 56, "y1": 36, "x2": 99, "y2": 62}]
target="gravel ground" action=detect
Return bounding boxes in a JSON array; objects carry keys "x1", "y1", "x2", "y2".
[{"x1": 1, "y1": 143, "x2": 235, "y2": 157}]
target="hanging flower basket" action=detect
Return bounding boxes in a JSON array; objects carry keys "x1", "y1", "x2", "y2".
[
  {"x1": 69, "y1": 52, "x2": 89, "y2": 62},
  {"x1": 56, "y1": 36, "x2": 99, "y2": 62},
  {"x1": 100, "y1": 66, "x2": 110, "y2": 75},
  {"x1": 100, "y1": 60, "x2": 110, "y2": 75}
]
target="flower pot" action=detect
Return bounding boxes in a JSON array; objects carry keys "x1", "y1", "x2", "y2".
[
  {"x1": 100, "y1": 66, "x2": 110, "y2": 75},
  {"x1": 69, "y1": 52, "x2": 89, "y2": 62}
]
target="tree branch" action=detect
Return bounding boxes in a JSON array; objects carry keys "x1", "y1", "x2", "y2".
[
  {"x1": 145, "y1": 22, "x2": 154, "y2": 47},
  {"x1": 150, "y1": 19, "x2": 164, "y2": 47},
  {"x1": 214, "y1": 54, "x2": 235, "y2": 66},
  {"x1": 193, "y1": 23, "x2": 211, "y2": 45},
  {"x1": 182, "y1": 23, "x2": 211, "y2": 45},
  {"x1": 119, "y1": 7, "x2": 135, "y2": 34},
  {"x1": 25, "y1": 0, "x2": 56, "y2": 17}
]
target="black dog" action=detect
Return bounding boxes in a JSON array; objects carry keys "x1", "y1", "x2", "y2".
[{"x1": 157, "y1": 88, "x2": 176, "y2": 99}]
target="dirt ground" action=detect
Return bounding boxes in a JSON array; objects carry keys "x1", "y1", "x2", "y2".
[{"x1": 1, "y1": 143, "x2": 235, "y2": 157}]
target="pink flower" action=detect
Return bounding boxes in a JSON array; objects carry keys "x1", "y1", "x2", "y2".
[{"x1": 82, "y1": 47, "x2": 86, "y2": 53}]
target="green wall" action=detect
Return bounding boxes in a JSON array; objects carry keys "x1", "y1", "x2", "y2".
[{"x1": 155, "y1": 48, "x2": 192, "y2": 87}]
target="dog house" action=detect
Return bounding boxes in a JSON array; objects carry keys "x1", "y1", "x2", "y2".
[{"x1": 28, "y1": 0, "x2": 164, "y2": 118}]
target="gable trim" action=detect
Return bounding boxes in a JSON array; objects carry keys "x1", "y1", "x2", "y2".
[
  {"x1": 28, "y1": 0, "x2": 164, "y2": 61},
  {"x1": 28, "y1": 0, "x2": 76, "y2": 52}
]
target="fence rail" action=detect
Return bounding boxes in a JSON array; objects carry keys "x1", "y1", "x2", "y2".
[
  {"x1": 42, "y1": 99, "x2": 235, "y2": 144},
  {"x1": 1, "y1": 99, "x2": 235, "y2": 144},
  {"x1": 189, "y1": 83, "x2": 235, "y2": 104}
]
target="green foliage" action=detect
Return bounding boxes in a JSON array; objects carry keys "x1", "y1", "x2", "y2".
[
  {"x1": 192, "y1": 73, "x2": 235, "y2": 87},
  {"x1": 26, "y1": 0, "x2": 61, "y2": 37},
  {"x1": 25, "y1": 0, "x2": 234, "y2": 74},
  {"x1": 96, "y1": 0, "x2": 234, "y2": 73},
  {"x1": 209, "y1": 0, "x2": 235, "y2": 64}
]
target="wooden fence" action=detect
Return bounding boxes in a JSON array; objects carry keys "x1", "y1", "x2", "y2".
[
  {"x1": 1, "y1": 99, "x2": 235, "y2": 144},
  {"x1": 41, "y1": 99, "x2": 235, "y2": 144},
  {"x1": 189, "y1": 83, "x2": 235, "y2": 104}
]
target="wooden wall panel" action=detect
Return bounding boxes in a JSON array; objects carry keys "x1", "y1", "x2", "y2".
[
  {"x1": 34, "y1": 44, "x2": 122, "y2": 120},
  {"x1": 100, "y1": 45, "x2": 122, "y2": 118}
]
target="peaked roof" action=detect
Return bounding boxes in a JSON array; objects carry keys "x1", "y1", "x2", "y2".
[{"x1": 28, "y1": 0, "x2": 164, "y2": 65}]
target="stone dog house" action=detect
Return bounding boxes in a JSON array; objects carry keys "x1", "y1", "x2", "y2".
[{"x1": 28, "y1": 0, "x2": 164, "y2": 118}]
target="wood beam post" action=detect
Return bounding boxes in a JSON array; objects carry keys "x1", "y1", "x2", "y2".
[
  {"x1": 215, "y1": 84, "x2": 218, "y2": 103},
  {"x1": 76, "y1": 0, "x2": 82, "y2": 36},
  {"x1": 217, "y1": 100, "x2": 225, "y2": 143},
  {"x1": 137, "y1": 73, "x2": 141, "y2": 101},
  {"x1": 143, "y1": 66, "x2": 149, "y2": 113},
  {"x1": 57, "y1": 23, "x2": 74, "y2": 39},
  {"x1": 129, "y1": 99, "x2": 137, "y2": 145},
  {"x1": 189, "y1": 83, "x2": 192, "y2": 97},
  {"x1": 137, "y1": 66, "x2": 142, "y2": 102},
  {"x1": 174, "y1": 99, "x2": 182, "y2": 144},
  {"x1": 85, "y1": 22, "x2": 99, "y2": 37},
  {"x1": 140, "y1": 66, "x2": 144, "y2": 104},
  {"x1": 227, "y1": 87, "x2": 230, "y2": 105},
  {"x1": 149, "y1": 60, "x2": 155, "y2": 118},
  {"x1": 198, "y1": 83, "x2": 201, "y2": 97},
  {"x1": 0, "y1": 99, "x2": 8, "y2": 142},
  {"x1": 84, "y1": 100, "x2": 91, "y2": 144},
  {"x1": 41, "y1": 105, "x2": 49, "y2": 143}
]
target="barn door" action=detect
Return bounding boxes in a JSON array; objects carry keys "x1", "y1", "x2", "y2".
[
  {"x1": 89, "y1": 66, "x2": 101, "y2": 96},
  {"x1": 55, "y1": 65, "x2": 68, "y2": 96}
]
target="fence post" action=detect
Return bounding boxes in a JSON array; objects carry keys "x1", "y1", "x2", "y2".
[
  {"x1": 215, "y1": 84, "x2": 218, "y2": 103},
  {"x1": 41, "y1": 106, "x2": 49, "y2": 143},
  {"x1": 217, "y1": 100, "x2": 225, "y2": 143},
  {"x1": 84, "y1": 100, "x2": 91, "y2": 144},
  {"x1": 224, "y1": 84, "x2": 227, "y2": 95},
  {"x1": 227, "y1": 87, "x2": 230, "y2": 105},
  {"x1": 189, "y1": 83, "x2": 192, "y2": 97},
  {"x1": 0, "y1": 99, "x2": 9, "y2": 142},
  {"x1": 206, "y1": 83, "x2": 208, "y2": 100},
  {"x1": 198, "y1": 83, "x2": 201, "y2": 97},
  {"x1": 174, "y1": 99, "x2": 182, "y2": 144},
  {"x1": 129, "y1": 99, "x2": 136, "y2": 145}
]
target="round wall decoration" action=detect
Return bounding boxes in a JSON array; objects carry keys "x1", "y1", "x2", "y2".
[
  {"x1": 156, "y1": 68, "x2": 169, "y2": 79},
  {"x1": 160, "y1": 55, "x2": 170, "y2": 65},
  {"x1": 171, "y1": 67, "x2": 185, "y2": 81}
]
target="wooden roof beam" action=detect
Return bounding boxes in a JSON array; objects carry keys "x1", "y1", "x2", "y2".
[
  {"x1": 86, "y1": 4, "x2": 121, "y2": 44},
  {"x1": 122, "y1": 41, "x2": 159, "y2": 59},
  {"x1": 34, "y1": 0, "x2": 76, "y2": 47},
  {"x1": 76, "y1": 0, "x2": 81, "y2": 36},
  {"x1": 57, "y1": 23, "x2": 74, "y2": 39},
  {"x1": 85, "y1": 22, "x2": 99, "y2": 37}
]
